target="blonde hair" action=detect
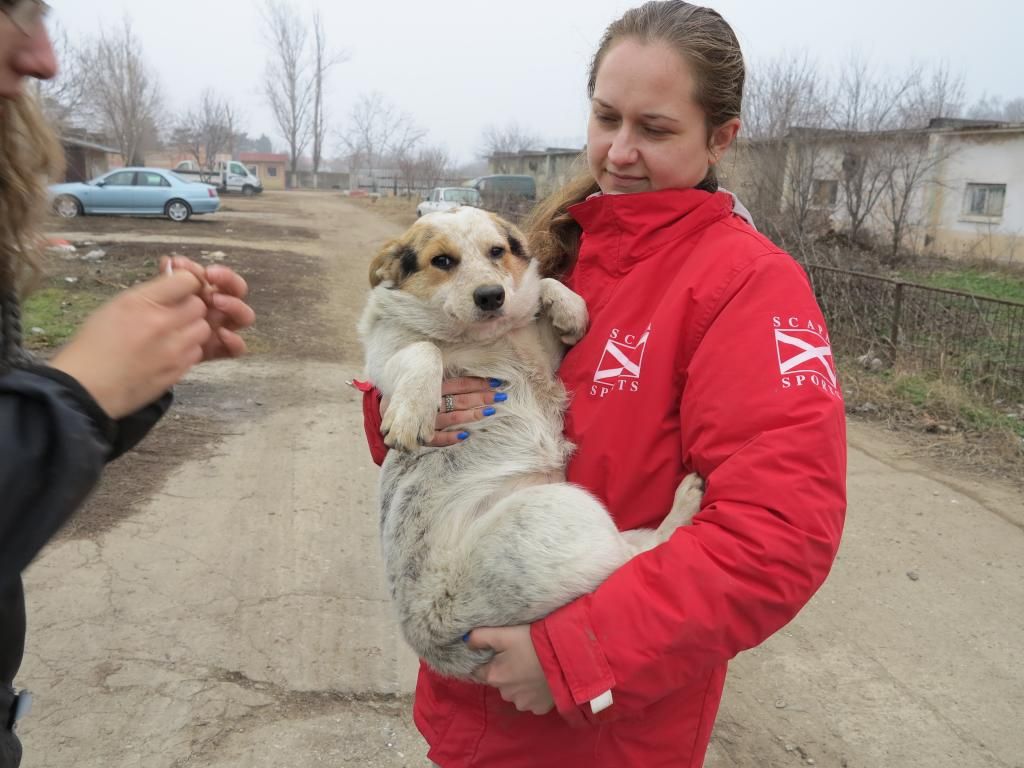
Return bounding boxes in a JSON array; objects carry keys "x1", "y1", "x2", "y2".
[
  {"x1": 0, "y1": 92, "x2": 64, "y2": 293},
  {"x1": 526, "y1": 1, "x2": 745, "y2": 277}
]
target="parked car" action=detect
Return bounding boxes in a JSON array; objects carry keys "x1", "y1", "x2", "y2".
[
  {"x1": 172, "y1": 159, "x2": 263, "y2": 196},
  {"x1": 416, "y1": 187, "x2": 482, "y2": 217},
  {"x1": 50, "y1": 167, "x2": 220, "y2": 222},
  {"x1": 467, "y1": 174, "x2": 537, "y2": 206}
]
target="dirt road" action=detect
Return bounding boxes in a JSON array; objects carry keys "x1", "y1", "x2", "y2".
[{"x1": 17, "y1": 192, "x2": 1023, "y2": 768}]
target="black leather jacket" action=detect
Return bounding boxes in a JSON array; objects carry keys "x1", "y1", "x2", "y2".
[{"x1": 0, "y1": 289, "x2": 170, "y2": 690}]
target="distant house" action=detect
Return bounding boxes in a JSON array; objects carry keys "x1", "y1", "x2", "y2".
[
  {"x1": 240, "y1": 152, "x2": 288, "y2": 190},
  {"x1": 488, "y1": 148, "x2": 586, "y2": 199},
  {"x1": 722, "y1": 119, "x2": 1024, "y2": 262},
  {"x1": 920, "y1": 120, "x2": 1024, "y2": 261},
  {"x1": 60, "y1": 135, "x2": 119, "y2": 183}
]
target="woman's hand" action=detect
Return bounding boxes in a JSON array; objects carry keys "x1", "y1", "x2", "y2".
[
  {"x1": 381, "y1": 376, "x2": 506, "y2": 447},
  {"x1": 161, "y1": 256, "x2": 256, "y2": 360},
  {"x1": 51, "y1": 270, "x2": 211, "y2": 419},
  {"x1": 468, "y1": 625, "x2": 554, "y2": 715}
]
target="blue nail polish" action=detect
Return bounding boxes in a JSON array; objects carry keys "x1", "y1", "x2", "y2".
[
  {"x1": 483, "y1": 407, "x2": 496, "y2": 417},
  {"x1": 488, "y1": 378, "x2": 503, "y2": 388},
  {"x1": 462, "y1": 633, "x2": 470, "y2": 642},
  {"x1": 457, "y1": 431, "x2": 470, "y2": 441},
  {"x1": 494, "y1": 392, "x2": 508, "y2": 403}
]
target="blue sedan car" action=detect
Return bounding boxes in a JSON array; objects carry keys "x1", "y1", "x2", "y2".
[{"x1": 50, "y1": 167, "x2": 221, "y2": 223}]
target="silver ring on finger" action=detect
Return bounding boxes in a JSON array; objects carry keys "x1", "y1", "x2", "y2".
[{"x1": 443, "y1": 394, "x2": 456, "y2": 413}]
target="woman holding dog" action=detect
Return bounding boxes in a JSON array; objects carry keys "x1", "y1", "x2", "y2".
[
  {"x1": 0, "y1": 4, "x2": 254, "y2": 765},
  {"x1": 363, "y1": 1, "x2": 846, "y2": 765}
]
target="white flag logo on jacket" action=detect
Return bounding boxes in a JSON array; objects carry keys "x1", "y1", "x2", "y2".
[
  {"x1": 774, "y1": 327, "x2": 836, "y2": 387},
  {"x1": 594, "y1": 328, "x2": 650, "y2": 385}
]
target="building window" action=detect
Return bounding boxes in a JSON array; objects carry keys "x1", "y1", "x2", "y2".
[
  {"x1": 268, "y1": 166, "x2": 278, "y2": 177},
  {"x1": 963, "y1": 183, "x2": 1006, "y2": 218},
  {"x1": 812, "y1": 179, "x2": 839, "y2": 208}
]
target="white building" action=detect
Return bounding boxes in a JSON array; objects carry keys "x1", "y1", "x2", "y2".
[
  {"x1": 722, "y1": 119, "x2": 1024, "y2": 262},
  {"x1": 924, "y1": 120, "x2": 1023, "y2": 261}
]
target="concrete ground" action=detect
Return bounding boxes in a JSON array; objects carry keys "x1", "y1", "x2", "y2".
[{"x1": 16, "y1": 192, "x2": 1024, "y2": 768}]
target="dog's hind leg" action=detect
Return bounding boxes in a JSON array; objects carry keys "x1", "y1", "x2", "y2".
[
  {"x1": 621, "y1": 472, "x2": 704, "y2": 555},
  {"x1": 445, "y1": 484, "x2": 635, "y2": 632}
]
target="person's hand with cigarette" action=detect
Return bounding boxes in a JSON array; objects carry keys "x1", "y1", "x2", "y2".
[
  {"x1": 49, "y1": 256, "x2": 255, "y2": 419},
  {"x1": 160, "y1": 255, "x2": 255, "y2": 362}
]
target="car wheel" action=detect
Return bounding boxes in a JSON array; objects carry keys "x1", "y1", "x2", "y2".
[
  {"x1": 242, "y1": 185, "x2": 255, "y2": 197},
  {"x1": 165, "y1": 199, "x2": 192, "y2": 222},
  {"x1": 54, "y1": 195, "x2": 81, "y2": 219}
]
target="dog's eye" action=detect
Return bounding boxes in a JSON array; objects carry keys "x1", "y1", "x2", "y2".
[
  {"x1": 489, "y1": 246, "x2": 505, "y2": 259},
  {"x1": 431, "y1": 254, "x2": 455, "y2": 270}
]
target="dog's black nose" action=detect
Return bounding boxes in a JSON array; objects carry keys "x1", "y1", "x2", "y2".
[{"x1": 474, "y1": 285, "x2": 505, "y2": 311}]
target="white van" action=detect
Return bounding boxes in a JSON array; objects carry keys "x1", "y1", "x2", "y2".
[
  {"x1": 173, "y1": 160, "x2": 263, "y2": 196},
  {"x1": 416, "y1": 187, "x2": 482, "y2": 217}
]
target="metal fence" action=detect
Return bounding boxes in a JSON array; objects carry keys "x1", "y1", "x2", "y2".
[
  {"x1": 805, "y1": 264, "x2": 1024, "y2": 404},
  {"x1": 488, "y1": 200, "x2": 1024, "y2": 405}
]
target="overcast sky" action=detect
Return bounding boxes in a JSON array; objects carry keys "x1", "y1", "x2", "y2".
[{"x1": 50, "y1": 0, "x2": 1023, "y2": 165}]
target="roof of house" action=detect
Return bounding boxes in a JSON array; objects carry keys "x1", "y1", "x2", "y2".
[
  {"x1": 491, "y1": 147, "x2": 583, "y2": 159},
  {"x1": 928, "y1": 117, "x2": 1009, "y2": 130},
  {"x1": 781, "y1": 118, "x2": 1024, "y2": 142},
  {"x1": 61, "y1": 135, "x2": 120, "y2": 154},
  {"x1": 239, "y1": 152, "x2": 288, "y2": 163}
]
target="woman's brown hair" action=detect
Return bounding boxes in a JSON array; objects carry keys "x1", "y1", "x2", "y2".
[
  {"x1": 525, "y1": 1, "x2": 745, "y2": 277},
  {"x1": 0, "y1": 91, "x2": 64, "y2": 293}
]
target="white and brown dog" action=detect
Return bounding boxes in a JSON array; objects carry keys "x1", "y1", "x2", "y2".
[{"x1": 358, "y1": 206, "x2": 701, "y2": 678}]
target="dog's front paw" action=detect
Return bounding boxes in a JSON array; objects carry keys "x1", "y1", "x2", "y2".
[
  {"x1": 381, "y1": 397, "x2": 436, "y2": 451},
  {"x1": 540, "y1": 278, "x2": 588, "y2": 345}
]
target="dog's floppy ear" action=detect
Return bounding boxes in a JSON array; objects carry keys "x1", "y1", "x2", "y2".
[
  {"x1": 488, "y1": 213, "x2": 530, "y2": 261},
  {"x1": 369, "y1": 239, "x2": 404, "y2": 288}
]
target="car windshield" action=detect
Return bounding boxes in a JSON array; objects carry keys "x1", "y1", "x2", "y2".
[
  {"x1": 443, "y1": 188, "x2": 481, "y2": 204},
  {"x1": 167, "y1": 172, "x2": 192, "y2": 184}
]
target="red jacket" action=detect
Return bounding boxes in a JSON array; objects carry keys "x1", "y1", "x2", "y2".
[{"x1": 362, "y1": 188, "x2": 847, "y2": 767}]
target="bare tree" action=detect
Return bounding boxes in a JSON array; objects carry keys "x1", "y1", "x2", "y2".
[
  {"x1": 395, "y1": 149, "x2": 420, "y2": 196},
  {"x1": 967, "y1": 93, "x2": 1024, "y2": 122},
  {"x1": 827, "y1": 56, "x2": 918, "y2": 243},
  {"x1": 875, "y1": 67, "x2": 965, "y2": 262},
  {"x1": 172, "y1": 90, "x2": 239, "y2": 170},
  {"x1": 900, "y1": 62, "x2": 965, "y2": 126},
  {"x1": 479, "y1": 121, "x2": 542, "y2": 159},
  {"x1": 310, "y1": 11, "x2": 347, "y2": 188},
  {"x1": 396, "y1": 144, "x2": 453, "y2": 196},
  {"x1": 418, "y1": 146, "x2": 454, "y2": 189},
  {"x1": 1005, "y1": 98, "x2": 1024, "y2": 122},
  {"x1": 262, "y1": 0, "x2": 313, "y2": 181},
  {"x1": 86, "y1": 18, "x2": 163, "y2": 165},
  {"x1": 339, "y1": 92, "x2": 425, "y2": 191},
  {"x1": 740, "y1": 53, "x2": 833, "y2": 241},
  {"x1": 736, "y1": 53, "x2": 976, "y2": 258},
  {"x1": 875, "y1": 132, "x2": 947, "y2": 262},
  {"x1": 782, "y1": 136, "x2": 837, "y2": 244},
  {"x1": 35, "y1": 22, "x2": 91, "y2": 132}
]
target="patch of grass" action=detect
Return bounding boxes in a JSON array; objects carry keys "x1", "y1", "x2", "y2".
[
  {"x1": 899, "y1": 269, "x2": 1024, "y2": 304},
  {"x1": 891, "y1": 375, "x2": 930, "y2": 407},
  {"x1": 21, "y1": 286, "x2": 105, "y2": 350},
  {"x1": 344, "y1": 194, "x2": 418, "y2": 228},
  {"x1": 842, "y1": 360, "x2": 1024, "y2": 482}
]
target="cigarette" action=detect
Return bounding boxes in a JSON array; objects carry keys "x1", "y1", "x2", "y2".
[{"x1": 165, "y1": 258, "x2": 173, "y2": 277}]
